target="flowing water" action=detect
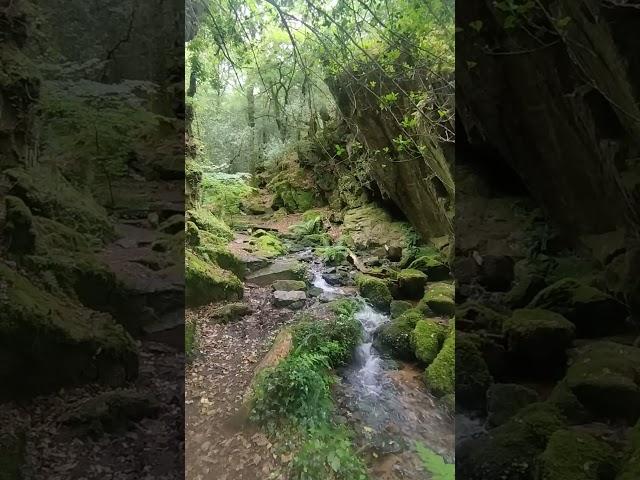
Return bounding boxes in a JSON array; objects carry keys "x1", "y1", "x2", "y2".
[{"x1": 310, "y1": 269, "x2": 455, "y2": 476}]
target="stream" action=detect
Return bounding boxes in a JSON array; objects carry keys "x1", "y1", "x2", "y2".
[{"x1": 308, "y1": 260, "x2": 455, "y2": 477}]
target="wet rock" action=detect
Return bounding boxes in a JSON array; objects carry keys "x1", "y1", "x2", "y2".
[
  {"x1": 486, "y1": 384, "x2": 539, "y2": 427},
  {"x1": 397, "y1": 268, "x2": 428, "y2": 299},
  {"x1": 246, "y1": 259, "x2": 307, "y2": 286},
  {"x1": 322, "y1": 272, "x2": 345, "y2": 286},
  {"x1": 528, "y1": 278, "x2": 628, "y2": 337},
  {"x1": 272, "y1": 290, "x2": 307, "y2": 309},
  {"x1": 59, "y1": 390, "x2": 161, "y2": 436},
  {"x1": 478, "y1": 255, "x2": 515, "y2": 292},
  {"x1": 271, "y1": 280, "x2": 306, "y2": 291},
  {"x1": 308, "y1": 286, "x2": 323, "y2": 297},
  {"x1": 502, "y1": 309, "x2": 575, "y2": 378},
  {"x1": 537, "y1": 429, "x2": 617, "y2": 480},
  {"x1": 373, "y1": 309, "x2": 422, "y2": 360},
  {"x1": 213, "y1": 302, "x2": 252, "y2": 323},
  {"x1": 565, "y1": 341, "x2": 640, "y2": 422},
  {"x1": 390, "y1": 300, "x2": 412, "y2": 319}
]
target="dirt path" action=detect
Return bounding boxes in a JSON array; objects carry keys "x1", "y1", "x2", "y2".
[{"x1": 185, "y1": 283, "x2": 296, "y2": 480}]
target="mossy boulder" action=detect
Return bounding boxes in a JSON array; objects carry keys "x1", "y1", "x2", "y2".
[
  {"x1": 33, "y1": 216, "x2": 93, "y2": 253},
  {"x1": 565, "y1": 341, "x2": 640, "y2": 422},
  {"x1": 342, "y1": 204, "x2": 409, "y2": 251},
  {"x1": 194, "y1": 239, "x2": 244, "y2": 279},
  {"x1": 502, "y1": 309, "x2": 575, "y2": 377},
  {"x1": 397, "y1": 268, "x2": 428, "y2": 299},
  {"x1": 618, "y1": 420, "x2": 640, "y2": 480},
  {"x1": 456, "y1": 302, "x2": 507, "y2": 333},
  {"x1": 412, "y1": 319, "x2": 446, "y2": 365},
  {"x1": 158, "y1": 214, "x2": 185, "y2": 234},
  {"x1": 537, "y1": 429, "x2": 617, "y2": 480},
  {"x1": 5, "y1": 195, "x2": 36, "y2": 254},
  {"x1": 268, "y1": 162, "x2": 319, "y2": 212},
  {"x1": 246, "y1": 259, "x2": 307, "y2": 286},
  {"x1": 457, "y1": 403, "x2": 567, "y2": 480},
  {"x1": 390, "y1": 300, "x2": 413, "y2": 319},
  {"x1": 252, "y1": 232, "x2": 287, "y2": 258},
  {"x1": 455, "y1": 333, "x2": 493, "y2": 410},
  {"x1": 0, "y1": 263, "x2": 138, "y2": 397},
  {"x1": 6, "y1": 166, "x2": 114, "y2": 240},
  {"x1": 356, "y1": 274, "x2": 393, "y2": 311},
  {"x1": 546, "y1": 380, "x2": 591, "y2": 425},
  {"x1": 408, "y1": 255, "x2": 450, "y2": 281},
  {"x1": 486, "y1": 383, "x2": 539, "y2": 427},
  {"x1": 271, "y1": 280, "x2": 307, "y2": 292},
  {"x1": 185, "y1": 250, "x2": 243, "y2": 307},
  {"x1": 213, "y1": 302, "x2": 252, "y2": 324},
  {"x1": 419, "y1": 282, "x2": 455, "y2": 317},
  {"x1": 186, "y1": 208, "x2": 233, "y2": 241},
  {"x1": 528, "y1": 278, "x2": 627, "y2": 337},
  {"x1": 425, "y1": 330, "x2": 455, "y2": 397},
  {"x1": 373, "y1": 309, "x2": 422, "y2": 360}
]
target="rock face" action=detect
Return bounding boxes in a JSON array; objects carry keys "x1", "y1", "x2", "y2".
[{"x1": 342, "y1": 204, "x2": 410, "y2": 251}]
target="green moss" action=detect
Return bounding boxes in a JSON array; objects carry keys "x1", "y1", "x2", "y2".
[
  {"x1": 374, "y1": 309, "x2": 423, "y2": 360},
  {"x1": 186, "y1": 208, "x2": 233, "y2": 241},
  {"x1": 486, "y1": 383, "x2": 539, "y2": 427},
  {"x1": 425, "y1": 330, "x2": 455, "y2": 397},
  {"x1": 390, "y1": 300, "x2": 413, "y2": 319},
  {"x1": 528, "y1": 278, "x2": 627, "y2": 337},
  {"x1": 419, "y1": 282, "x2": 455, "y2": 317},
  {"x1": 356, "y1": 274, "x2": 393, "y2": 311},
  {"x1": 619, "y1": 421, "x2": 640, "y2": 480},
  {"x1": 537, "y1": 429, "x2": 617, "y2": 480},
  {"x1": 412, "y1": 319, "x2": 446, "y2": 365},
  {"x1": 158, "y1": 214, "x2": 185, "y2": 234},
  {"x1": 33, "y1": 216, "x2": 92, "y2": 253},
  {"x1": 268, "y1": 164, "x2": 319, "y2": 213},
  {"x1": 185, "y1": 320, "x2": 198, "y2": 362},
  {"x1": 502, "y1": 308, "x2": 575, "y2": 369},
  {"x1": 6, "y1": 166, "x2": 114, "y2": 241},
  {"x1": 342, "y1": 204, "x2": 410, "y2": 250},
  {"x1": 546, "y1": 380, "x2": 591, "y2": 424},
  {"x1": 0, "y1": 263, "x2": 137, "y2": 396},
  {"x1": 252, "y1": 232, "x2": 287, "y2": 258},
  {"x1": 408, "y1": 255, "x2": 450, "y2": 281},
  {"x1": 397, "y1": 268, "x2": 428, "y2": 299},
  {"x1": 565, "y1": 341, "x2": 640, "y2": 422},
  {"x1": 455, "y1": 333, "x2": 493, "y2": 410},
  {"x1": 185, "y1": 250, "x2": 243, "y2": 307},
  {"x1": 456, "y1": 302, "x2": 507, "y2": 333}
]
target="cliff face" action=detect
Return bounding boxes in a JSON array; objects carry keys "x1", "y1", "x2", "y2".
[
  {"x1": 457, "y1": 0, "x2": 640, "y2": 240},
  {"x1": 326, "y1": 71, "x2": 454, "y2": 241}
]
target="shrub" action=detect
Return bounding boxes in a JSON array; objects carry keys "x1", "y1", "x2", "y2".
[
  {"x1": 250, "y1": 353, "x2": 333, "y2": 427},
  {"x1": 201, "y1": 173, "x2": 255, "y2": 218},
  {"x1": 315, "y1": 245, "x2": 349, "y2": 265}
]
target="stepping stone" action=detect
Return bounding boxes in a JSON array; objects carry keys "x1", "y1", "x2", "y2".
[
  {"x1": 246, "y1": 259, "x2": 306, "y2": 286},
  {"x1": 272, "y1": 290, "x2": 307, "y2": 309}
]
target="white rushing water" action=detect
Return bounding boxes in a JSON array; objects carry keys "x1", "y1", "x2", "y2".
[{"x1": 352, "y1": 304, "x2": 389, "y2": 396}]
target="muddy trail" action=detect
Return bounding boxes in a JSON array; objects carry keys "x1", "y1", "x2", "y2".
[{"x1": 185, "y1": 211, "x2": 454, "y2": 480}]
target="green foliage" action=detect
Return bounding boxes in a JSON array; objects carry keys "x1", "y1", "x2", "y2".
[
  {"x1": 185, "y1": 320, "x2": 198, "y2": 361},
  {"x1": 315, "y1": 245, "x2": 348, "y2": 266},
  {"x1": 415, "y1": 443, "x2": 454, "y2": 480},
  {"x1": 250, "y1": 353, "x2": 333, "y2": 427},
  {"x1": 289, "y1": 216, "x2": 324, "y2": 237},
  {"x1": 201, "y1": 172, "x2": 255, "y2": 218},
  {"x1": 290, "y1": 425, "x2": 369, "y2": 480},
  {"x1": 253, "y1": 232, "x2": 287, "y2": 257}
]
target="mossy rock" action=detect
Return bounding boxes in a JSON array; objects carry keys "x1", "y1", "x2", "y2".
[
  {"x1": 297, "y1": 233, "x2": 332, "y2": 247},
  {"x1": 502, "y1": 309, "x2": 575, "y2": 377},
  {"x1": 545, "y1": 380, "x2": 591, "y2": 425},
  {"x1": 158, "y1": 214, "x2": 185, "y2": 234},
  {"x1": 408, "y1": 255, "x2": 450, "y2": 281},
  {"x1": 537, "y1": 429, "x2": 617, "y2": 480},
  {"x1": 425, "y1": 330, "x2": 455, "y2": 397},
  {"x1": 252, "y1": 232, "x2": 287, "y2": 258},
  {"x1": 342, "y1": 204, "x2": 410, "y2": 251},
  {"x1": 33, "y1": 216, "x2": 93, "y2": 253},
  {"x1": 185, "y1": 250, "x2": 243, "y2": 307},
  {"x1": 565, "y1": 341, "x2": 640, "y2": 422},
  {"x1": 505, "y1": 272, "x2": 547, "y2": 309},
  {"x1": 455, "y1": 333, "x2": 493, "y2": 410},
  {"x1": 356, "y1": 274, "x2": 393, "y2": 312},
  {"x1": 486, "y1": 383, "x2": 539, "y2": 427},
  {"x1": 528, "y1": 278, "x2": 628, "y2": 337},
  {"x1": 194, "y1": 238, "x2": 245, "y2": 279},
  {"x1": 186, "y1": 208, "x2": 233, "y2": 241},
  {"x1": 419, "y1": 282, "x2": 455, "y2": 317},
  {"x1": 5, "y1": 195, "x2": 36, "y2": 254},
  {"x1": 373, "y1": 309, "x2": 423, "y2": 360},
  {"x1": 213, "y1": 302, "x2": 252, "y2": 324},
  {"x1": 397, "y1": 268, "x2": 428, "y2": 299},
  {"x1": 268, "y1": 164, "x2": 319, "y2": 213},
  {"x1": 412, "y1": 319, "x2": 446, "y2": 365},
  {"x1": 457, "y1": 302, "x2": 507, "y2": 333},
  {"x1": 271, "y1": 280, "x2": 307, "y2": 292},
  {"x1": 390, "y1": 300, "x2": 413, "y2": 319},
  {"x1": 457, "y1": 402, "x2": 567, "y2": 480},
  {"x1": 0, "y1": 263, "x2": 138, "y2": 397},
  {"x1": 6, "y1": 166, "x2": 114, "y2": 241}
]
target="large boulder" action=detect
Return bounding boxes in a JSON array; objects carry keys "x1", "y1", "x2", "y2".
[
  {"x1": 373, "y1": 309, "x2": 422, "y2": 360},
  {"x1": 272, "y1": 290, "x2": 307, "y2": 309},
  {"x1": 486, "y1": 383, "x2": 539, "y2": 427},
  {"x1": 271, "y1": 280, "x2": 306, "y2": 292},
  {"x1": 502, "y1": 309, "x2": 575, "y2": 377},
  {"x1": 565, "y1": 341, "x2": 640, "y2": 423},
  {"x1": 411, "y1": 319, "x2": 446, "y2": 365},
  {"x1": 245, "y1": 259, "x2": 307, "y2": 287},
  {"x1": 425, "y1": 330, "x2": 455, "y2": 397},
  {"x1": 455, "y1": 333, "x2": 493, "y2": 410},
  {"x1": 528, "y1": 278, "x2": 628, "y2": 337},
  {"x1": 185, "y1": 251, "x2": 243, "y2": 307},
  {"x1": 356, "y1": 274, "x2": 393, "y2": 312},
  {"x1": 419, "y1": 282, "x2": 455, "y2": 317},
  {"x1": 0, "y1": 263, "x2": 138, "y2": 397},
  {"x1": 397, "y1": 268, "x2": 428, "y2": 299},
  {"x1": 342, "y1": 204, "x2": 410, "y2": 251},
  {"x1": 478, "y1": 255, "x2": 515, "y2": 292}
]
